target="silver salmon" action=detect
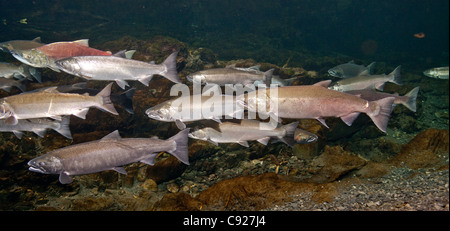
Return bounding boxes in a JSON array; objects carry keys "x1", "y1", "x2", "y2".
[
  {"x1": 0, "y1": 83, "x2": 118, "y2": 125},
  {"x1": 328, "y1": 61, "x2": 376, "y2": 78},
  {"x1": 55, "y1": 52, "x2": 180, "y2": 89},
  {"x1": 188, "y1": 119, "x2": 298, "y2": 147},
  {"x1": 423, "y1": 66, "x2": 449, "y2": 79},
  {"x1": 28, "y1": 129, "x2": 190, "y2": 184},
  {"x1": 187, "y1": 67, "x2": 274, "y2": 86},
  {"x1": 329, "y1": 65, "x2": 402, "y2": 92},
  {"x1": 238, "y1": 80, "x2": 395, "y2": 133},
  {"x1": 0, "y1": 116, "x2": 72, "y2": 139}
]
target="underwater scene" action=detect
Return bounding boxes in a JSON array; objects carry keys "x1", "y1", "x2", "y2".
[{"x1": 0, "y1": 0, "x2": 448, "y2": 211}]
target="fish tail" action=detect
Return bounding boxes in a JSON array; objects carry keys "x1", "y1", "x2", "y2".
[
  {"x1": 167, "y1": 129, "x2": 190, "y2": 165},
  {"x1": 402, "y1": 87, "x2": 419, "y2": 112},
  {"x1": 54, "y1": 116, "x2": 72, "y2": 139},
  {"x1": 95, "y1": 83, "x2": 119, "y2": 115},
  {"x1": 277, "y1": 121, "x2": 299, "y2": 147},
  {"x1": 161, "y1": 51, "x2": 180, "y2": 84},
  {"x1": 118, "y1": 88, "x2": 136, "y2": 114},
  {"x1": 389, "y1": 65, "x2": 402, "y2": 85},
  {"x1": 366, "y1": 97, "x2": 396, "y2": 133},
  {"x1": 264, "y1": 68, "x2": 274, "y2": 87},
  {"x1": 16, "y1": 78, "x2": 27, "y2": 92}
]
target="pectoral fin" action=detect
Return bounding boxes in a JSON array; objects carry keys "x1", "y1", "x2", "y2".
[
  {"x1": 112, "y1": 167, "x2": 127, "y2": 175},
  {"x1": 59, "y1": 172, "x2": 73, "y2": 184}
]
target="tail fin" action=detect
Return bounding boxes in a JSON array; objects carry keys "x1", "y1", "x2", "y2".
[
  {"x1": 16, "y1": 78, "x2": 27, "y2": 92},
  {"x1": 95, "y1": 83, "x2": 119, "y2": 115},
  {"x1": 388, "y1": 65, "x2": 402, "y2": 85},
  {"x1": 161, "y1": 52, "x2": 180, "y2": 84},
  {"x1": 277, "y1": 121, "x2": 299, "y2": 147},
  {"x1": 54, "y1": 116, "x2": 72, "y2": 139},
  {"x1": 117, "y1": 88, "x2": 135, "y2": 114},
  {"x1": 367, "y1": 97, "x2": 396, "y2": 133},
  {"x1": 167, "y1": 129, "x2": 190, "y2": 165},
  {"x1": 264, "y1": 68, "x2": 274, "y2": 87},
  {"x1": 401, "y1": 87, "x2": 419, "y2": 112},
  {"x1": 29, "y1": 66, "x2": 42, "y2": 83}
]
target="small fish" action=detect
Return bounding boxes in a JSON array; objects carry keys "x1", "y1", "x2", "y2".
[
  {"x1": 55, "y1": 52, "x2": 179, "y2": 89},
  {"x1": 231, "y1": 65, "x2": 296, "y2": 86},
  {"x1": 238, "y1": 80, "x2": 396, "y2": 133},
  {"x1": 0, "y1": 116, "x2": 72, "y2": 139},
  {"x1": 294, "y1": 128, "x2": 318, "y2": 144},
  {"x1": 328, "y1": 61, "x2": 376, "y2": 78},
  {"x1": 0, "y1": 77, "x2": 26, "y2": 93},
  {"x1": 187, "y1": 66, "x2": 274, "y2": 87},
  {"x1": 423, "y1": 66, "x2": 449, "y2": 79},
  {"x1": 0, "y1": 62, "x2": 41, "y2": 83},
  {"x1": 28, "y1": 129, "x2": 190, "y2": 184},
  {"x1": 0, "y1": 83, "x2": 118, "y2": 125},
  {"x1": 329, "y1": 66, "x2": 402, "y2": 92},
  {"x1": 18, "y1": 18, "x2": 27, "y2": 24},
  {"x1": 346, "y1": 87, "x2": 420, "y2": 112},
  {"x1": 0, "y1": 37, "x2": 44, "y2": 53},
  {"x1": 188, "y1": 119, "x2": 298, "y2": 147}
]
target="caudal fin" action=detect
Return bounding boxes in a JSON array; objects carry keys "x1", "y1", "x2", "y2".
[
  {"x1": 388, "y1": 65, "x2": 403, "y2": 86},
  {"x1": 161, "y1": 52, "x2": 180, "y2": 84},
  {"x1": 401, "y1": 87, "x2": 419, "y2": 112},
  {"x1": 54, "y1": 116, "x2": 72, "y2": 139},
  {"x1": 277, "y1": 121, "x2": 299, "y2": 147},
  {"x1": 167, "y1": 129, "x2": 190, "y2": 165},
  {"x1": 117, "y1": 88, "x2": 136, "y2": 114},
  {"x1": 95, "y1": 83, "x2": 119, "y2": 115},
  {"x1": 367, "y1": 97, "x2": 396, "y2": 133}
]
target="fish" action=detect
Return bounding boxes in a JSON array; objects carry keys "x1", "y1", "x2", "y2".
[
  {"x1": 231, "y1": 65, "x2": 296, "y2": 86},
  {"x1": 423, "y1": 66, "x2": 449, "y2": 79},
  {"x1": 187, "y1": 67, "x2": 274, "y2": 86},
  {"x1": 0, "y1": 62, "x2": 41, "y2": 82},
  {"x1": 0, "y1": 82, "x2": 118, "y2": 125},
  {"x1": 188, "y1": 119, "x2": 298, "y2": 147},
  {"x1": 329, "y1": 65, "x2": 402, "y2": 92},
  {"x1": 32, "y1": 82, "x2": 136, "y2": 114},
  {"x1": 328, "y1": 61, "x2": 376, "y2": 78},
  {"x1": 146, "y1": 94, "x2": 243, "y2": 130},
  {"x1": 0, "y1": 116, "x2": 72, "y2": 139},
  {"x1": 10, "y1": 39, "x2": 124, "y2": 72},
  {"x1": 237, "y1": 80, "x2": 396, "y2": 133},
  {"x1": 0, "y1": 37, "x2": 44, "y2": 53},
  {"x1": 55, "y1": 52, "x2": 180, "y2": 89},
  {"x1": 0, "y1": 77, "x2": 26, "y2": 92},
  {"x1": 294, "y1": 128, "x2": 318, "y2": 144},
  {"x1": 346, "y1": 87, "x2": 420, "y2": 112},
  {"x1": 28, "y1": 129, "x2": 190, "y2": 184}
]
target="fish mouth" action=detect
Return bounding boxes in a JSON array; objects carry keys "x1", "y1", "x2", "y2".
[{"x1": 28, "y1": 166, "x2": 46, "y2": 174}]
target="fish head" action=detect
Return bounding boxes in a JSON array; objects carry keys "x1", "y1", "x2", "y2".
[
  {"x1": 186, "y1": 73, "x2": 206, "y2": 84},
  {"x1": 328, "y1": 67, "x2": 344, "y2": 78},
  {"x1": 145, "y1": 103, "x2": 175, "y2": 122},
  {"x1": 423, "y1": 69, "x2": 436, "y2": 78},
  {"x1": 28, "y1": 155, "x2": 63, "y2": 174},
  {"x1": 328, "y1": 82, "x2": 343, "y2": 91},
  {"x1": 0, "y1": 102, "x2": 13, "y2": 119},
  {"x1": 11, "y1": 49, "x2": 49, "y2": 67},
  {"x1": 55, "y1": 58, "x2": 82, "y2": 76},
  {"x1": 294, "y1": 129, "x2": 318, "y2": 144},
  {"x1": 188, "y1": 128, "x2": 210, "y2": 141}
]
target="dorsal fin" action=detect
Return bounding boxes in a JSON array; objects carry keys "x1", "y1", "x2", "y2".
[
  {"x1": 32, "y1": 37, "x2": 42, "y2": 43},
  {"x1": 101, "y1": 130, "x2": 121, "y2": 140},
  {"x1": 72, "y1": 39, "x2": 89, "y2": 47},
  {"x1": 313, "y1": 80, "x2": 332, "y2": 88}
]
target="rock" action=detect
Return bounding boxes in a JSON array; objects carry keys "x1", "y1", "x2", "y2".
[
  {"x1": 167, "y1": 182, "x2": 180, "y2": 193},
  {"x1": 150, "y1": 192, "x2": 203, "y2": 211},
  {"x1": 306, "y1": 145, "x2": 367, "y2": 183},
  {"x1": 141, "y1": 179, "x2": 158, "y2": 192},
  {"x1": 390, "y1": 129, "x2": 449, "y2": 169}
]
